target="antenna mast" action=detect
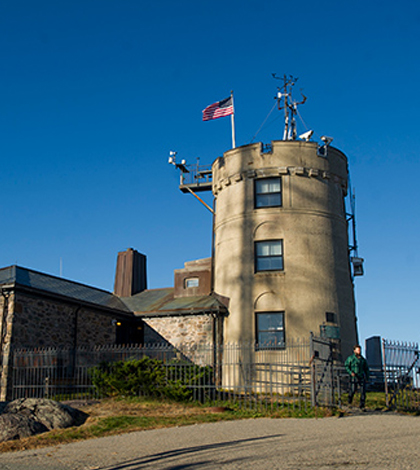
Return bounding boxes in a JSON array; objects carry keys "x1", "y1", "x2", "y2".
[
  {"x1": 347, "y1": 178, "x2": 364, "y2": 277},
  {"x1": 273, "y1": 74, "x2": 307, "y2": 140}
]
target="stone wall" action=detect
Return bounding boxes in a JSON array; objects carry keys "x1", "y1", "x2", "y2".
[
  {"x1": 0, "y1": 292, "x2": 13, "y2": 401},
  {"x1": 0, "y1": 289, "x2": 137, "y2": 400},
  {"x1": 0, "y1": 293, "x2": 11, "y2": 352},
  {"x1": 143, "y1": 322, "x2": 172, "y2": 345},
  {"x1": 11, "y1": 291, "x2": 117, "y2": 349},
  {"x1": 75, "y1": 309, "x2": 116, "y2": 348},
  {"x1": 144, "y1": 315, "x2": 214, "y2": 348},
  {"x1": 143, "y1": 314, "x2": 217, "y2": 366}
]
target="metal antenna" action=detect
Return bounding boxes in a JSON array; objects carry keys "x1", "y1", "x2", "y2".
[
  {"x1": 272, "y1": 74, "x2": 307, "y2": 140},
  {"x1": 347, "y1": 176, "x2": 364, "y2": 277},
  {"x1": 348, "y1": 184, "x2": 358, "y2": 256}
]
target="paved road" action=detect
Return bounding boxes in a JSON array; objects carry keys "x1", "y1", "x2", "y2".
[{"x1": 1, "y1": 413, "x2": 419, "y2": 469}]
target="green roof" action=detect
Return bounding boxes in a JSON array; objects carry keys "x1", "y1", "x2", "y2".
[{"x1": 120, "y1": 288, "x2": 227, "y2": 317}]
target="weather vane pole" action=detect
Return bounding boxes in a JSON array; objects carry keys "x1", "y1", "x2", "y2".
[{"x1": 273, "y1": 74, "x2": 307, "y2": 140}]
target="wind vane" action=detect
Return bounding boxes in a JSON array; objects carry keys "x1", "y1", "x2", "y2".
[{"x1": 272, "y1": 74, "x2": 307, "y2": 141}]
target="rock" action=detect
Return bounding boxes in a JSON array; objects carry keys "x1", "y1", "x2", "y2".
[
  {"x1": 0, "y1": 413, "x2": 48, "y2": 442},
  {"x1": 0, "y1": 398, "x2": 88, "y2": 442}
]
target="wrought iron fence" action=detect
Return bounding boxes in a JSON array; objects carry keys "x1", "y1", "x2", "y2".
[
  {"x1": 8, "y1": 338, "x2": 420, "y2": 412},
  {"x1": 9, "y1": 340, "x2": 320, "y2": 410},
  {"x1": 382, "y1": 339, "x2": 420, "y2": 411},
  {"x1": 310, "y1": 335, "x2": 337, "y2": 407}
]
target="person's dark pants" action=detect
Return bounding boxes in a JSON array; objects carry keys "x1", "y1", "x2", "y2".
[{"x1": 348, "y1": 376, "x2": 367, "y2": 407}]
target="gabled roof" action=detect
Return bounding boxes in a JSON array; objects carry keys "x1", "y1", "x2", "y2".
[
  {"x1": 0, "y1": 266, "x2": 131, "y2": 313},
  {"x1": 120, "y1": 288, "x2": 227, "y2": 317},
  {"x1": 0, "y1": 266, "x2": 227, "y2": 318}
]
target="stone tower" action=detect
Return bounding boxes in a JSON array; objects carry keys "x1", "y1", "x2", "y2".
[
  {"x1": 174, "y1": 81, "x2": 360, "y2": 362},
  {"x1": 211, "y1": 140, "x2": 358, "y2": 359}
]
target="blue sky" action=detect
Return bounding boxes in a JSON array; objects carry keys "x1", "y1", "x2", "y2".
[{"x1": 1, "y1": 0, "x2": 419, "y2": 346}]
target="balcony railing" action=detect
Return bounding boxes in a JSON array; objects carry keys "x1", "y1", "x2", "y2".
[{"x1": 179, "y1": 164, "x2": 213, "y2": 193}]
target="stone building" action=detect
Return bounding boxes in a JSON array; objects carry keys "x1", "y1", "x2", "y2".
[
  {"x1": 0, "y1": 251, "x2": 227, "y2": 399},
  {"x1": 120, "y1": 256, "x2": 226, "y2": 349},
  {"x1": 0, "y1": 265, "x2": 142, "y2": 400}
]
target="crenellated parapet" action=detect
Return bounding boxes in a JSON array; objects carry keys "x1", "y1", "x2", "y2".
[{"x1": 212, "y1": 140, "x2": 349, "y2": 198}]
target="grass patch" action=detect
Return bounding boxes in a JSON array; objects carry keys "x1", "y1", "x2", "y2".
[
  {"x1": 338, "y1": 391, "x2": 388, "y2": 410},
  {"x1": 365, "y1": 392, "x2": 388, "y2": 410},
  {"x1": 0, "y1": 396, "x2": 334, "y2": 453}
]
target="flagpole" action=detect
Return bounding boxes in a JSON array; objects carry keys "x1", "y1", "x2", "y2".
[{"x1": 230, "y1": 90, "x2": 236, "y2": 148}]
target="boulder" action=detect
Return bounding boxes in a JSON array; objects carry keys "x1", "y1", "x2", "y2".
[
  {"x1": 0, "y1": 398, "x2": 88, "y2": 442},
  {"x1": 0, "y1": 414, "x2": 48, "y2": 442}
]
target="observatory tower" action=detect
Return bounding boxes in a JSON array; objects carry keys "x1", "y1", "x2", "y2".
[
  {"x1": 173, "y1": 77, "x2": 360, "y2": 360},
  {"x1": 212, "y1": 139, "x2": 357, "y2": 358}
]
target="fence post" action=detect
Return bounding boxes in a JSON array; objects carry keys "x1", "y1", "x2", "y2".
[
  {"x1": 44, "y1": 376, "x2": 49, "y2": 398},
  {"x1": 382, "y1": 338, "x2": 389, "y2": 408},
  {"x1": 337, "y1": 370, "x2": 342, "y2": 408},
  {"x1": 310, "y1": 333, "x2": 316, "y2": 407},
  {"x1": 330, "y1": 341, "x2": 334, "y2": 407}
]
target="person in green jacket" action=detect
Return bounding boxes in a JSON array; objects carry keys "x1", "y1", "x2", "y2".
[{"x1": 345, "y1": 344, "x2": 370, "y2": 408}]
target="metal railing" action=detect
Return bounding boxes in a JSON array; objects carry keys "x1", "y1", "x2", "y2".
[
  {"x1": 11, "y1": 338, "x2": 419, "y2": 411},
  {"x1": 9, "y1": 340, "x2": 316, "y2": 410},
  {"x1": 382, "y1": 339, "x2": 420, "y2": 411},
  {"x1": 179, "y1": 163, "x2": 213, "y2": 191}
]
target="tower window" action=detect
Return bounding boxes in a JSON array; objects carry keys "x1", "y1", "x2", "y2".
[
  {"x1": 185, "y1": 277, "x2": 199, "y2": 288},
  {"x1": 255, "y1": 240, "x2": 284, "y2": 272},
  {"x1": 255, "y1": 177, "x2": 282, "y2": 208},
  {"x1": 326, "y1": 312, "x2": 337, "y2": 323},
  {"x1": 256, "y1": 312, "x2": 285, "y2": 348}
]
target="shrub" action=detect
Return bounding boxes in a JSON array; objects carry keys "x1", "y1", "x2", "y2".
[{"x1": 89, "y1": 356, "x2": 213, "y2": 401}]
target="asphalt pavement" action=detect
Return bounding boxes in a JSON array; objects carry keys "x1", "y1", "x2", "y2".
[{"x1": 1, "y1": 412, "x2": 419, "y2": 469}]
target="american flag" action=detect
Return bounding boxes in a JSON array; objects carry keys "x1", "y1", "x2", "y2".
[{"x1": 202, "y1": 96, "x2": 234, "y2": 121}]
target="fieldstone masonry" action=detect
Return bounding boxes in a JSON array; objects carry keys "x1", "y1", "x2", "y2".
[
  {"x1": 0, "y1": 289, "x2": 133, "y2": 401},
  {"x1": 143, "y1": 314, "x2": 222, "y2": 366},
  {"x1": 12, "y1": 292, "x2": 116, "y2": 349},
  {"x1": 144, "y1": 315, "x2": 213, "y2": 348}
]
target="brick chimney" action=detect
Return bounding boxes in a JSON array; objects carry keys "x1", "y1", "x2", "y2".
[{"x1": 113, "y1": 248, "x2": 147, "y2": 297}]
